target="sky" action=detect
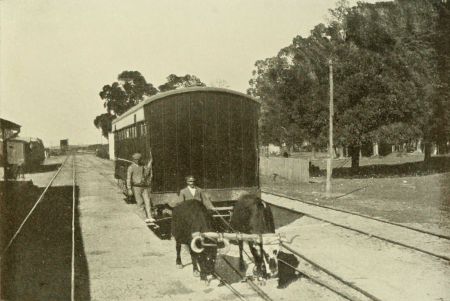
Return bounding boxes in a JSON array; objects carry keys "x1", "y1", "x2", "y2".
[{"x1": 0, "y1": 0, "x2": 379, "y2": 146}]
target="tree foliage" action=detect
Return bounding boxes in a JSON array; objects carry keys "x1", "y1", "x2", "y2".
[
  {"x1": 158, "y1": 74, "x2": 205, "y2": 92},
  {"x1": 94, "y1": 71, "x2": 205, "y2": 138},
  {"x1": 250, "y1": 0, "x2": 450, "y2": 167},
  {"x1": 99, "y1": 71, "x2": 158, "y2": 116},
  {"x1": 93, "y1": 113, "x2": 115, "y2": 139}
]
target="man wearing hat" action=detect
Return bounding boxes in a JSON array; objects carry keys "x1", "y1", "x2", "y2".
[
  {"x1": 178, "y1": 175, "x2": 214, "y2": 209},
  {"x1": 127, "y1": 152, "x2": 155, "y2": 223}
]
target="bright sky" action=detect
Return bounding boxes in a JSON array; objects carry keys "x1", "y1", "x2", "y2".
[{"x1": 0, "y1": 0, "x2": 379, "y2": 146}]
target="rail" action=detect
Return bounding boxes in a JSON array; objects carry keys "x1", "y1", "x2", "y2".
[{"x1": 0, "y1": 155, "x2": 70, "y2": 259}]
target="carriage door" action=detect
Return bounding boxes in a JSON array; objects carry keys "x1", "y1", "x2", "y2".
[{"x1": 7, "y1": 141, "x2": 25, "y2": 165}]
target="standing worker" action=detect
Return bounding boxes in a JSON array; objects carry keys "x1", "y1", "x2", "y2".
[
  {"x1": 178, "y1": 175, "x2": 214, "y2": 210},
  {"x1": 127, "y1": 152, "x2": 155, "y2": 224}
]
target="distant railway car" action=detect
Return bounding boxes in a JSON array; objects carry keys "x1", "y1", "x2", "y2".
[
  {"x1": 7, "y1": 137, "x2": 45, "y2": 169},
  {"x1": 112, "y1": 87, "x2": 260, "y2": 207},
  {"x1": 60, "y1": 139, "x2": 69, "y2": 154}
]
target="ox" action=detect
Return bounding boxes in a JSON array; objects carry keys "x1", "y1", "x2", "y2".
[
  {"x1": 171, "y1": 199, "x2": 217, "y2": 282},
  {"x1": 230, "y1": 193, "x2": 279, "y2": 280}
]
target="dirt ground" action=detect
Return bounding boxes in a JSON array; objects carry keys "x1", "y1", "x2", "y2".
[
  {"x1": 1, "y1": 155, "x2": 347, "y2": 300},
  {"x1": 262, "y1": 153, "x2": 450, "y2": 235},
  {"x1": 2, "y1": 153, "x2": 449, "y2": 300}
]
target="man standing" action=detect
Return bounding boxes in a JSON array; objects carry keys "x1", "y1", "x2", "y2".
[
  {"x1": 127, "y1": 152, "x2": 155, "y2": 223},
  {"x1": 178, "y1": 175, "x2": 214, "y2": 210}
]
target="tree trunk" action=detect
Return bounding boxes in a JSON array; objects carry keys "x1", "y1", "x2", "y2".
[
  {"x1": 424, "y1": 142, "x2": 432, "y2": 162},
  {"x1": 349, "y1": 145, "x2": 360, "y2": 170}
]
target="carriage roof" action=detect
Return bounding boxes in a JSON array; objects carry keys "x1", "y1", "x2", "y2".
[
  {"x1": 9, "y1": 136, "x2": 43, "y2": 144},
  {"x1": 112, "y1": 87, "x2": 259, "y2": 126}
]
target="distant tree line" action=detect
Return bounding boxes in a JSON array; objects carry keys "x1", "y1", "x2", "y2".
[
  {"x1": 94, "y1": 72, "x2": 205, "y2": 138},
  {"x1": 248, "y1": 0, "x2": 450, "y2": 168}
]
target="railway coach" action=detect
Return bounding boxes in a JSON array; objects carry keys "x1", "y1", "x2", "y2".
[
  {"x1": 5, "y1": 137, "x2": 45, "y2": 169},
  {"x1": 111, "y1": 87, "x2": 261, "y2": 210}
]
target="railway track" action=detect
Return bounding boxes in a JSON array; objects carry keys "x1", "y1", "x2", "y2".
[
  {"x1": 89, "y1": 156, "x2": 382, "y2": 300},
  {"x1": 209, "y1": 203, "x2": 379, "y2": 301},
  {"x1": 78, "y1": 155, "x2": 448, "y2": 300},
  {"x1": 215, "y1": 189, "x2": 450, "y2": 301},
  {"x1": 262, "y1": 190, "x2": 450, "y2": 262},
  {"x1": 0, "y1": 154, "x2": 78, "y2": 301},
  {"x1": 263, "y1": 190, "x2": 450, "y2": 240},
  {"x1": 0, "y1": 155, "x2": 71, "y2": 258}
]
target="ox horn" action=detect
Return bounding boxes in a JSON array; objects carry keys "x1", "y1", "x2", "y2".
[
  {"x1": 190, "y1": 235, "x2": 204, "y2": 253},
  {"x1": 218, "y1": 238, "x2": 230, "y2": 255}
]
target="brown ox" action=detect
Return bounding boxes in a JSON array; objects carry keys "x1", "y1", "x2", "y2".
[
  {"x1": 171, "y1": 199, "x2": 217, "y2": 282},
  {"x1": 230, "y1": 194, "x2": 279, "y2": 279}
]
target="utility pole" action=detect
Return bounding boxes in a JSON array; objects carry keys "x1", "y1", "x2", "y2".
[{"x1": 326, "y1": 59, "x2": 334, "y2": 198}]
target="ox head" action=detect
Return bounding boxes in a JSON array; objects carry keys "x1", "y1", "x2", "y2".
[
  {"x1": 190, "y1": 232, "x2": 220, "y2": 279},
  {"x1": 258, "y1": 243, "x2": 281, "y2": 277}
]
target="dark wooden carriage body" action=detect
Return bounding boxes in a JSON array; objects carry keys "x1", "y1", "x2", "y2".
[
  {"x1": 112, "y1": 87, "x2": 261, "y2": 208},
  {"x1": 8, "y1": 138, "x2": 45, "y2": 166}
]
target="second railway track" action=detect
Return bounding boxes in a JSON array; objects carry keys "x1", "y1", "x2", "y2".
[{"x1": 262, "y1": 191, "x2": 450, "y2": 262}]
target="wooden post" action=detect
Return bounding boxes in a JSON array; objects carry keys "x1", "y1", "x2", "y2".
[
  {"x1": 373, "y1": 142, "x2": 379, "y2": 157},
  {"x1": 326, "y1": 59, "x2": 333, "y2": 198},
  {"x1": 2, "y1": 128, "x2": 8, "y2": 181}
]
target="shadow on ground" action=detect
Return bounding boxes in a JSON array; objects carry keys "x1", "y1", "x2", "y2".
[
  {"x1": 270, "y1": 205, "x2": 304, "y2": 229},
  {"x1": 26, "y1": 163, "x2": 62, "y2": 174},
  {"x1": 310, "y1": 156, "x2": 450, "y2": 179},
  {"x1": 0, "y1": 181, "x2": 90, "y2": 301}
]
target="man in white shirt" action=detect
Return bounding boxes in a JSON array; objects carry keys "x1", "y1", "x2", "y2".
[
  {"x1": 127, "y1": 152, "x2": 155, "y2": 223},
  {"x1": 177, "y1": 175, "x2": 213, "y2": 209}
]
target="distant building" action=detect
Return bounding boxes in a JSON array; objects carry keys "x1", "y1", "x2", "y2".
[{"x1": 60, "y1": 139, "x2": 69, "y2": 153}]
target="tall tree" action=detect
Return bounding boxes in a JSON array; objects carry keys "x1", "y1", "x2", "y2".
[
  {"x1": 94, "y1": 71, "x2": 157, "y2": 138},
  {"x1": 250, "y1": 0, "x2": 448, "y2": 168},
  {"x1": 99, "y1": 71, "x2": 158, "y2": 116}
]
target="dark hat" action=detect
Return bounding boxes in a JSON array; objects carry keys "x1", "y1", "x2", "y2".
[{"x1": 185, "y1": 175, "x2": 195, "y2": 181}]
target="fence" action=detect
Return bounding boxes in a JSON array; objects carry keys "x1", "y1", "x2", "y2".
[{"x1": 260, "y1": 157, "x2": 309, "y2": 183}]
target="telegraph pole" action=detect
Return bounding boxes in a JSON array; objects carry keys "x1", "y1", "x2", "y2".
[{"x1": 326, "y1": 59, "x2": 334, "y2": 197}]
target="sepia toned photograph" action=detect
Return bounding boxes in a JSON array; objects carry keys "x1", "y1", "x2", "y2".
[{"x1": 1, "y1": 0, "x2": 449, "y2": 300}]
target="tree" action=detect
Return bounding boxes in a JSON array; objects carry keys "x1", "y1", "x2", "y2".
[
  {"x1": 94, "y1": 113, "x2": 115, "y2": 138},
  {"x1": 250, "y1": 0, "x2": 448, "y2": 168},
  {"x1": 99, "y1": 71, "x2": 158, "y2": 116},
  {"x1": 94, "y1": 71, "x2": 157, "y2": 138},
  {"x1": 158, "y1": 74, "x2": 205, "y2": 92},
  {"x1": 248, "y1": 25, "x2": 332, "y2": 151}
]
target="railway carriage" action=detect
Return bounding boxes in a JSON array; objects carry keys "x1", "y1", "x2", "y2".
[
  {"x1": 111, "y1": 87, "x2": 261, "y2": 222},
  {"x1": 6, "y1": 137, "x2": 45, "y2": 168}
]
